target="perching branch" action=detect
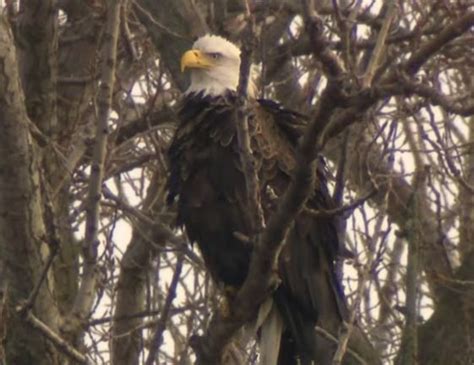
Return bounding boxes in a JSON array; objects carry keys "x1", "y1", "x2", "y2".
[{"x1": 192, "y1": 77, "x2": 346, "y2": 365}]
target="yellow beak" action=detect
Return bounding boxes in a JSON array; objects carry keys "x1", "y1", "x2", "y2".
[{"x1": 180, "y1": 49, "x2": 214, "y2": 72}]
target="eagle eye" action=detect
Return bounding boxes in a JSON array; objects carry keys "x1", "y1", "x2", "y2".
[{"x1": 208, "y1": 52, "x2": 222, "y2": 60}]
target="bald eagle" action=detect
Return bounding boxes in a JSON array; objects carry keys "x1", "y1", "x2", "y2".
[{"x1": 167, "y1": 35, "x2": 373, "y2": 365}]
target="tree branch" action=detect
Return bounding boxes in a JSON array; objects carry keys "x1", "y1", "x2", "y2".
[
  {"x1": 25, "y1": 311, "x2": 90, "y2": 364},
  {"x1": 375, "y1": 76, "x2": 474, "y2": 117},
  {"x1": 361, "y1": 2, "x2": 397, "y2": 88},
  {"x1": 18, "y1": 247, "x2": 58, "y2": 313},
  {"x1": 235, "y1": 8, "x2": 265, "y2": 232},
  {"x1": 300, "y1": 0, "x2": 345, "y2": 78},
  {"x1": 396, "y1": 167, "x2": 428, "y2": 365},
  {"x1": 67, "y1": 0, "x2": 123, "y2": 333},
  {"x1": 314, "y1": 326, "x2": 367, "y2": 365},
  {"x1": 304, "y1": 188, "x2": 377, "y2": 218},
  {"x1": 145, "y1": 253, "x2": 184, "y2": 365},
  {"x1": 403, "y1": 11, "x2": 474, "y2": 75}
]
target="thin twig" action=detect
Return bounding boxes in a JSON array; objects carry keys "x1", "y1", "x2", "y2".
[
  {"x1": 103, "y1": 188, "x2": 204, "y2": 270},
  {"x1": 332, "y1": 254, "x2": 373, "y2": 365},
  {"x1": 300, "y1": 0, "x2": 345, "y2": 78},
  {"x1": 132, "y1": 0, "x2": 187, "y2": 39},
  {"x1": 89, "y1": 304, "x2": 206, "y2": 327},
  {"x1": 305, "y1": 189, "x2": 377, "y2": 218},
  {"x1": 403, "y1": 11, "x2": 474, "y2": 75},
  {"x1": 315, "y1": 326, "x2": 368, "y2": 365},
  {"x1": 397, "y1": 76, "x2": 474, "y2": 117},
  {"x1": 145, "y1": 253, "x2": 184, "y2": 365},
  {"x1": 25, "y1": 311, "x2": 90, "y2": 364},
  {"x1": 18, "y1": 175, "x2": 62, "y2": 312},
  {"x1": 19, "y1": 248, "x2": 57, "y2": 313}
]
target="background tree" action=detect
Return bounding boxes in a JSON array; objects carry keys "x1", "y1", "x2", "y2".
[{"x1": 0, "y1": 0, "x2": 473, "y2": 364}]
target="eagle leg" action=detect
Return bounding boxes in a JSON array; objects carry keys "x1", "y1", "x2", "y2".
[{"x1": 219, "y1": 285, "x2": 239, "y2": 318}]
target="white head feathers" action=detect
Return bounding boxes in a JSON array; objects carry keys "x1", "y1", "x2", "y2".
[
  {"x1": 193, "y1": 35, "x2": 241, "y2": 61},
  {"x1": 182, "y1": 35, "x2": 256, "y2": 97}
]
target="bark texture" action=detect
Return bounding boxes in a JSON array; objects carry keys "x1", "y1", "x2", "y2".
[{"x1": 0, "y1": 15, "x2": 59, "y2": 365}]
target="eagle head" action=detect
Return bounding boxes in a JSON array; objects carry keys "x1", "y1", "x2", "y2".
[{"x1": 181, "y1": 35, "x2": 255, "y2": 97}]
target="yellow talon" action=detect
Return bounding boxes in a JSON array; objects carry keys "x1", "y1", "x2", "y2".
[
  {"x1": 219, "y1": 285, "x2": 238, "y2": 318},
  {"x1": 219, "y1": 296, "x2": 231, "y2": 318}
]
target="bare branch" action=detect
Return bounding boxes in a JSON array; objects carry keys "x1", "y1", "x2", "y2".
[
  {"x1": 397, "y1": 167, "x2": 429, "y2": 365},
  {"x1": 314, "y1": 326, "x2": 368, "y2": 365},
  {"x1": 235, "y1": 8, "x2": 265, "y2": 231},
  {"x1": 145, "y1": 253, "x2": 184, "y2": 365},
  {"x1": 68, "y1": 0, "x2": 123, "y2": 329},
  {"x1": 300, "y1": 0, "x2": 345, "y2": 78},
  {"x1": 361, "y1": 2, "x2": 397, "y2": 88},
  {"x1": 332, "y1": 241, "x2": 375, "y2": 365},
  {"x1": 24, "y1": 311, "x2": 90, "y2": 364},
  {"x1": 381, "y1": 76, "x2": 474, "y2": 117},
  {"x1": 305, "y1": 189, "x2": 377, "y2": 218},
  {"x1": 18, "y1": 248, "x2": 58, "y2": 313},
  {"x1": 403, "y1": 11, "x2": 474, "y2": 75}
]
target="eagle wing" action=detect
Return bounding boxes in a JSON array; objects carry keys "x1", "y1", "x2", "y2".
[
  {"x1": 168, "y1": 91, "x2": 375, "y2": 364},
  {"x1": 250, "y1": 100, "x2": 350, "y2": 364},
  {"x1": 168, "y1": 92, "x2": 255, "y2": 286}
]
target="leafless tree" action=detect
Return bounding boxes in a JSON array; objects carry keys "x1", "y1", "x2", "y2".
[{"x1": 0, "y1": 0, "x2": 473, "y2": 364}]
